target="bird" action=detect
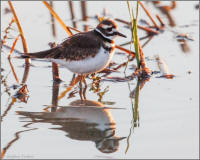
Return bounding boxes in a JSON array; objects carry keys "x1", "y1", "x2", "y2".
[
  {"x1": 21, "y1": 19, "x2": 126, "y2": 99},
  {"x1": 17, "y1": 99, "x2": 126, "y2": 153}
]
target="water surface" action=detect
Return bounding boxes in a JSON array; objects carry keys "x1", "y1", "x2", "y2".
[{"x1": 1, "y1": 1, "x2": 199, "y2": 159}]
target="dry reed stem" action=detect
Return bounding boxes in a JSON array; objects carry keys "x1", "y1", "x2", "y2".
[
  {"x1": 58, "y1": 75, "x2": 82, "y2": 101},
  {"x1": 119, "y1": 35, "x2": 152, "y2": 46},
  {"x1": 43, "y1": 81, "x2": 60, "y2": 112},
  {"x1": 43, "y1": 1, "x2": 73, "y2": 36},
  {"x1": 49, "y1": 1, "x2": 57, "y2": 38},
  {"x1": 2, "y1": 44, "x2": 21, "y2": 54},
  {"x1": 155, "y1": 55, "x2": 174, "y2": 79},
  {"x1": 138, "y1": 44, "x2": 151, "y2": 76},
  {"x1": 1, "y1": 18, "x2": 15, "y2": 48},
  {"x1": 138, "y1": 1, "x2": 159, "y2": 29},
  {"x1": 52, "y1": 62, "x2": 60, "y2": 81},
  {"x1": 159, "y1": 6, "x2": 176, "y2": 27},
  {"x1": 21, "y1": 63, "x2": 30, "y2": 84},
  {"x1": 156, "y1": 14, "x2": 165, "y2": 27},
  {"x1": 152, "y1": 2, "x2": 176, "y2": 27},
  {"x1": 1, "y1": 74, "x2": 11, "y2": 96},
  {"x1": 137, "y1": 25, "x2": 159, "y2": 34},
  {"x1": 68, "y1": 1, "x2": 77, "y2": 28},
  {"x1": 115, "y1": 45, "x2": 135, "y2": 58},
  {"x1": 51, "y1": 55, "x2": 60, "y2": 83},
  {"x1": 180, "y1": 41, "x2": 190, "y2": 53},
  {"x1": 141, "y1": 35, "x2": 154, "y2": 48},
  {"x1": 7, "y1": 35, "x2": 20, "y2": 83},
  {"x1": 1, "y1": 127, "x2": 36, "y2": 160},
  {"x1": 8, "y1": 1, "x2": 31, "y2": 84},
  {"x1": 114, "y1": 61, "x2": 129, "y2": 71},
  {"x1": 8, "y1": 1, "x2": 29, "y2": 54},
  {"x1": 1, "y1": 149, "x2": 5, "y2": 160},
  {"x1": 81, "y1": 1, "x2": 88, "y2": 21},
  {"x1": 101, "y1": 61, "x2": 130, "y2": 77},
  {"x1": 171, "y1": 1, "x2": 177, "y2": 9},
  {"x1": 114, "y1": 18, "x2": 130, "y2": 25},
  {"x1": 138, "y1": 44, "x2": 147, "y2": 69},
  {"x1": 51, "y1": 82, "x2": 60, "y2": 112},
  {"x1": 8, "y1": 35, "x2": 19, "y2": 59},
  {"x1": 1, "y1": 97, "x2": 17, "y2": 122},
  {"x1": 43, "y1": 106, "x2": 50, "y2": 112},
  {"x1": 68, "y1": 26, "x2": 82, "y2": 33},
  {"x1": 43, "y1": 2, "x2": 81, "y2": 101},
  {"x1": 1, "y1": 98, "x2": 20, "y2": 159},
  {"x1": 48, "y1": 2, "x2": 60, "y2": 82},
  {"x1": 81, "y1": 1, "x2": 89, "y2": 31},
  {"x1": 115, "y1": 18, "x2": 159, "y2": 34}
]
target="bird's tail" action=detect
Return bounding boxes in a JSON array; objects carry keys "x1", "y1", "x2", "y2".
[{"x1": 19, "y1": 47, "x2": 62, "y2": 59}]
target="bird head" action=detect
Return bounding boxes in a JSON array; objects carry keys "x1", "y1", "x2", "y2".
[{"x1": 95, "y1": 19, "x2": 126, "y2": 40}]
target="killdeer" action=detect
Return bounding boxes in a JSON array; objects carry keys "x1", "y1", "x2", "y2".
[
  {"x1": 21, "y1": 19, "x2": 126, "y2": 99},
  {"x1": 22, "y1": 19, "x2": 126, "y2": 74},
  {"x1": 17, "y1": 99, "x2": 126, "y2": 153}
]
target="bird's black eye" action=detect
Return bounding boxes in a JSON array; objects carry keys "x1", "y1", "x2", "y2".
[{"x1": 107, "y1": 27, "x2": 112, "y2": 32}]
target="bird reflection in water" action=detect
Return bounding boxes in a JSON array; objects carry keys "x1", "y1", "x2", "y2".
[{"x1": 17, "y1": 99, "x2": 126, "y2": 154}]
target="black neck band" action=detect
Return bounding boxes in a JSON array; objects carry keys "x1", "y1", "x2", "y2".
[{"x1": 94, "y1": 29, "x2": 113, "y2": 43}]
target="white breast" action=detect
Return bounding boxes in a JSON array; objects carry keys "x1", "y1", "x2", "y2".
[{"x1": 50, "y1": 47, "x2": 115, "y2": 74}]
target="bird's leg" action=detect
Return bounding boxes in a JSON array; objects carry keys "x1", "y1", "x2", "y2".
[
  {"x1": 83, "y1": 75, "x2": 87, "y2": 100},
  {"x1": 79, "y1": 75, "x2": 83, "y2": 100}
]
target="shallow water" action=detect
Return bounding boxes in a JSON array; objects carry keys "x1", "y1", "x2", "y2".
[{"x1": 1, "y1": 1, "x2": 199, "y2": 159}]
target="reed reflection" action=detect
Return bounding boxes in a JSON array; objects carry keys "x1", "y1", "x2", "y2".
[
  {"x1": 126, "y1": 76, "x2": 150, "y2": 153},
  {"x1": 17, "y1": 99, "x2": 125, "y2": 154},
  {"x1": 152, "y1": 1, "x2": 176, "y2": 27},
  {"x1": 152, "y1": 1, "x2": 191, "y2": 53}
]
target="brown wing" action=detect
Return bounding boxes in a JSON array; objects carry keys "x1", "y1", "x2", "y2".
[
  {"x1": 60, "y1": 31, "x2": 101, "y2": 60},
  {"x1": 21, "y1": 31, "x2": 101, "y2": 60},
  {"x1": 21, "y1": 46, "x2": 64, "y2": 59}
]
